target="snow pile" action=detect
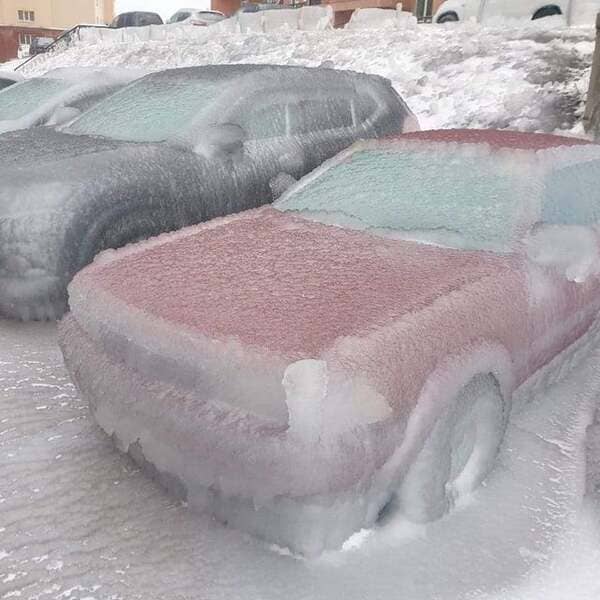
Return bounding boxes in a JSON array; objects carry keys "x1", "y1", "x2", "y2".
[
  {"x1": 345, "y1": 7, "x2": 418, "y2": 30},
  {"x1": 19, "y1": 21, "x2": 596, "y2": 134}
]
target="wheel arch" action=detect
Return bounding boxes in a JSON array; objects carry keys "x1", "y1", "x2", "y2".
[
  {"x1": 377, "y1": 340, "x2": 515, "y2": 487},
  {"x1": 436, "y1": 10, "x2": 460, "y2": 23},
  {"x1": 532, "y1": 4, "x2": 562, "y2": 19}
]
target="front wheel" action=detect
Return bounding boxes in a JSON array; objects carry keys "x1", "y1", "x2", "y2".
[{"x1": 398, "y1": 373, "x2": 507, "y2": 522}]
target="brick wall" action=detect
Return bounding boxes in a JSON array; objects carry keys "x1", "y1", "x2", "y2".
[{"x1": 0, "y1": 25, "x2": 62, "y2": 63}]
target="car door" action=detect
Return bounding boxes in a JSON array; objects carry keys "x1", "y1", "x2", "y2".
[{"x1": 214, "y1": 94, "x2": 293, "y2": 211}]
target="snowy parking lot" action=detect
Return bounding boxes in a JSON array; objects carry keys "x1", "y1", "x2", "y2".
[
  {"x1": 0, "y1": 319, "x2": 599, "y2": 599},
  {"x1": 3, "y1": 18, "x2": 600, "y2": 600}
]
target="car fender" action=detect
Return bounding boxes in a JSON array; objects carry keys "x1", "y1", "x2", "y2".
[{"x1": 375, "y1": 340, "x2": 514, "y2": 487}]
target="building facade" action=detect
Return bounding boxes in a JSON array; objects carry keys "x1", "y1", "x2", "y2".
[{"x1": 0, "y1": 0, "x2": 114, "y2": 62}]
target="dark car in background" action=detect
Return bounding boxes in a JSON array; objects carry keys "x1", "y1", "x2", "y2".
[
  {"x1": 29, "y1": 36, "x2": 55, "y2": 56},
  {"x1": 111, "y1": 11, "x2": 164, "y2": 28},
  {"x1": 0, "y1": 64, "x2": 417, "y2": 320}
]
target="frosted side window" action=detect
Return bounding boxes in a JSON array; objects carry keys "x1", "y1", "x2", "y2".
[
  {"x1": 242, "y1": 104, "x2": 287, "y2": 139},
  {"x1": 288, "y1": 98, "x2": 353, "y2": 135},
  {"x1": 543, "y1": 161, "x2": 600, "y2": 226}
]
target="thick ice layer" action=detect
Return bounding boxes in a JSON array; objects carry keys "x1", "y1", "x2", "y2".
[
  {"x1": 0, "y1": 64, "x2": 414, "y2": 320},
  {"x1": 0, "y1": 66, "x2": 142, "y2": 135},
  {"x1": 61, "y1": 131, "x2": 600, "y2": 553}
]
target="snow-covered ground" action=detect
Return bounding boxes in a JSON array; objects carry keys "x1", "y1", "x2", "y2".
[
  {"x1": 1, "y1": 318, "x2": 599, "y2": 599},
  {"x1": 18, "y1": 22, "x2": 598, "y2": 135}
]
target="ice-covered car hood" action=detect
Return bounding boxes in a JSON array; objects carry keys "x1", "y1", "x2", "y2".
[
  {"x1": 0, "y1": 127, "x2": 125, "y2": 169},
  {"x1": 71, "y1": 207, "x2": 514, "y2": 359}
]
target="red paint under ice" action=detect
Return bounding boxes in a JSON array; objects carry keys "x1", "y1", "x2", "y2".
[{"x1": 79, "y1": 208, "x2": 508, "y2": 358}]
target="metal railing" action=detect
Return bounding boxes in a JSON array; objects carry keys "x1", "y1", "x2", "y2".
[{"x1": 15, "y1": 24, "x2": 109, "y2": 71}]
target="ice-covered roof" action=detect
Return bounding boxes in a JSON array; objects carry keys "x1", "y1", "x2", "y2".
[
  {"x1": 398, "y1": 129, "x2": 593, "y2": 150},
  {"x1": 139, "y1": 63, "x2": 390, "y2": 86}
]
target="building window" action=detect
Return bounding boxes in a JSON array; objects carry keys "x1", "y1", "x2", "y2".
[
  {"x1": 17, "y1": 9, "x2": 35, "y2": 22},
  {"x1": 19, "y1": 32, "x2": 33, "y2": 45}
]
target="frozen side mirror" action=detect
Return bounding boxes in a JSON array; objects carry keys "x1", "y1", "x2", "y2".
[
  {"x1": 269, "y1": 172, "x2": 297, "y2": 199},
  {"x1": 47, "y1": 106, "x2": 82, "y2": 127},
  {"x1": 193, "y1": 123, "x2": 247, "y2": 160},
  {"x1": 525, "y1": 223, "x2": 600, "y2": 283}
]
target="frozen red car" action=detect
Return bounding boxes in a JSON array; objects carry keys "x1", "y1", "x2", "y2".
[{"x1": 59, "y1": 129, "x2": 600, "y2": 556}]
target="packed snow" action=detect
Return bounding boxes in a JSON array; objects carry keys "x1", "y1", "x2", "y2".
[{"x1": 15, "y1": 20, "x2": 598, "y2": 136}]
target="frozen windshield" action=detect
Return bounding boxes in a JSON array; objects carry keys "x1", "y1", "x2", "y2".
[
  {"x1": 0, "y1": 78, "x2": 67, "y2": 121},
  {"x1": 65, "y1": 76, "x2": 222, "y2": 142},
  {"x1": 276, "y1": 148, "x2": 524, "y2": 252}
]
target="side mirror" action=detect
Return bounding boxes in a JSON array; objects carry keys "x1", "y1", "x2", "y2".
[
  {"x1": 193, "y1": 123, "x2": 247, "y2": 160},
  {"x1": 525, "y1": 223, "x2": 600, "y2": 283},
  {"x1": 47, "y1": 106, "x2": 82, "y2": 127},
  {"x1": 269, "y1": 172, "x2": 297, "y2": 199}
]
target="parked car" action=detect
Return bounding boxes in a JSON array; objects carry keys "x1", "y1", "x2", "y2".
[
  {"x1": 59, "y1": 129, "x2": 600, "y2": 556},
  {"x1": 0, "y1": 71, "x2": 23, "y2": 92},
  {"x1": 167, "y1": 8, "x2": 226, "y2": 25},
  {"x1": 111, "y1": 11, "x2": 164, "y2": 28},
  {"x1": 0, "y1": 67, "x2": 143, "y2": 135},
  {"x1": 29, "y1": 36, "x2": 55, "y2": 56},
  {"x1": 434, "y1": 0, "x2": 599, "y2": 23},
  {"x1": 0, "y1": 64, "x2": 416, "y2": 320}
]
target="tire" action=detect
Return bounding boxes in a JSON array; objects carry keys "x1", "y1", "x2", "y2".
[
  {"x1": 437, "y1": 11, "x2": 459, "y2": 23},
  {"x1": 398, "y1": 373, "x2": 507, "y2": 523},
  {"x1": 532, "y1": 5, "x2": 561, "y2": 19}
]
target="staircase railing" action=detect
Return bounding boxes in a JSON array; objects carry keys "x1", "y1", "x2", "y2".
[{"x1": 15, "y1": 24, "x2": 109, "y2": 71}]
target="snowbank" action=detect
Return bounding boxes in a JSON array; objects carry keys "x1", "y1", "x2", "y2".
[
  {"x1": 20, "y1": 22, "x2": 596, "y2": 134},
  {"x1": 346, "y1": 7, "x2": 418, "y2": 30}
]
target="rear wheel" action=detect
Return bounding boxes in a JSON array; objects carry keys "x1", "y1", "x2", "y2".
[
  {"x1": 532, "y1": 5, "x2": 561, "y2": 19},
  {"x1": 437, "y1": 11, "x2": 459, "y2": 23},
  {"x1": 398, "y1": 374, "x2": 507, "y2": 522}
]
